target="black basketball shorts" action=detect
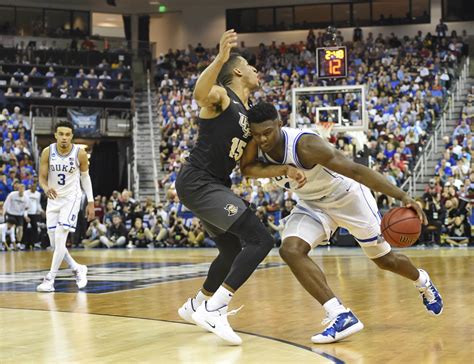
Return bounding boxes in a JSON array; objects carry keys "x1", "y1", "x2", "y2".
[{"x1": 175, "y1": 162, "x2": 249, "y2": 237}]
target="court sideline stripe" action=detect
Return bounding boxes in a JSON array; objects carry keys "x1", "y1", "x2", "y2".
[{"x1": 0, "y1": 306, "x2": 345, "y2": 364}]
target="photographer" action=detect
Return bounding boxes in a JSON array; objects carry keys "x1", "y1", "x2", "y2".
[
  {"x1": 187, "y1": 217, "x2": 205, "y2": 247},
  {"x1": 152, "y1": 215, "x2": 168, "y2": 247},
  {"x1": 127, "y1": 217, "x2": 153, "y2": 248},
  {"x1": 82, "y1": 218, "x2": 107, "y2": 249},
  {"x1": 100, "y1": 214, "x2": 128, "y2": 248},
  {"x1": 445, "y1": 216, "x2": 471, "y2": 246},
  {"x1": 167, "y1": 217, "x2": 188, "y2": 247},
  {"x1": 420, "y1": 194, "x2": 443, "y2": 245}
]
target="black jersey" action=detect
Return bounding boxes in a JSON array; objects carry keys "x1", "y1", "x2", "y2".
[{"x1": 187, "y1": 87, "x2": 251, "y2": 182}]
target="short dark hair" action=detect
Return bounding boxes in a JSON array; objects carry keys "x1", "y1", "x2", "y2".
[
  {"x1": 247, "y1": 102, "x2": 279, "y2": 124},
  {"x1": 217, "y1": 53, "x2": 244, "y2": 86},
  {"x1": 54, "y1": 120, "x2": 74, "y2": 133}
]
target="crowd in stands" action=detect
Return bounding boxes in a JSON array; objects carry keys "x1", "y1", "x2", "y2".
[
  {"x1": 0, "y1": 57, "x2": 131, "y2": 102},
  {"x1": 0, "y1": 25, "x2": 472, "y2": 250},
  {"x1": 419, "y1": 92, "x2": 473, "y2": 246},
  {"x1": 0, "y1": 106, "x2": 41, "y2": 250},
  {"x1": 153, "y1": 28, "x2": 471, "y2": 247}
]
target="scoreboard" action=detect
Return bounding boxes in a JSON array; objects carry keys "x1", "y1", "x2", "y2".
[{"x1": 316, "y1": 46, "x2": 347, "y2": 79}]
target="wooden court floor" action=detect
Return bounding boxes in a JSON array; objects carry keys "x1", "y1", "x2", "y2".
[{"x1": 0, "y1": 247, "x2": 473, "y2": 364}]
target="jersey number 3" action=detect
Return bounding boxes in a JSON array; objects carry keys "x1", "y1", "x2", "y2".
[
  {"x1": 229, "y1": 138, "x2": 247, "y2": 161},
  {"x1": 58, "y1": 173, "x2": 66, "y2": 185}
]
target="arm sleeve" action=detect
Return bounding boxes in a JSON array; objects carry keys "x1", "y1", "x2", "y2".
[{"x1": 80, "y1": 171, "x2": 94, "y2": 203}]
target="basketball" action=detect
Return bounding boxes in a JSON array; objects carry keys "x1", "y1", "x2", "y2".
[{"x1": 381, "y1": 207, "x2": 422, "y2": 247}]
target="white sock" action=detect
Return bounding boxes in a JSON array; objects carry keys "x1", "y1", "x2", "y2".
[
  {"x1": 323, "y1": 297, "x2": 348, "y2": 318},
  {"x1": 415, "y1": 269, "x2": 429, "y2": 287},
  {"x1": 195, "y1": 290, "x2": 211, "y2": 305},
  {"x1": 48, "y1": 227, "x2": 69, "y2": 280},
  {"x1": 48, "y1": 231, "x2": 79, "y2": 271},
  {"x1": 64, "y1": 251, "x2": 80, "y2": 271},
  {"x1": 206, "y1": 286, "x2": 233, "y2": 311}
]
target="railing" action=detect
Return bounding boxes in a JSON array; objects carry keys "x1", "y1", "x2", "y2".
[
  {"x1": 402, "y1": 57, "x2": 470, "y2": 197},
  {"x1": 131, "y1": 111, "x2": 140, "y2": 201},
  {"x1": 146, "y1": 70, "x2": 160, "y2": 204},
  {"x1": 29, "y1": 109, "x2": 40, "y2": 171}
]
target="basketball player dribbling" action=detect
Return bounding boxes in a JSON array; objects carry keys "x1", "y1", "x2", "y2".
[
  {"x1": 240, "y1": 102, "x2": 443, "y2": 344},
  {"x1": 175, "y1": 30, "x2": 305, "y2": 345},
  {"x1": 37, "y1": 121, "x2": 95, "y2": 292}
]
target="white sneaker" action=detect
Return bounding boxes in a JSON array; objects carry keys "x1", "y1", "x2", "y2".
[
  {"x1": 191, "y1": 301, "x2": 243, "y2": 345},
  {"x1": 178, "y1": 298, "x2": 201, "y2": 324},
  {"x1": 74, "y1": 265, "x2": 88, "y2": 289},
  {"x1": 37, "y1": 273, "x2": 55, "y2": 292}
]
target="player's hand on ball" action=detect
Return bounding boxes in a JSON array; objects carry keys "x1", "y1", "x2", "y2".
[
  {"x1": 86, "y1": 202, "x2": 95, "y2": 222},
  {"x1": 46, "y1": 188, "x2": 58, "y2": 199},
  {"x1": 401, "y1": 195, "x2": 427, "y2": 225},
  {"x1": 217, "y1": 29, "x2": 238, "y2": 63},
  {"x1": 287, "y1": 166, "x2": 307, "y2": 189}
]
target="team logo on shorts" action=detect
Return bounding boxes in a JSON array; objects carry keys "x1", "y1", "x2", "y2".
[
  {"x1": 71, "y1": 214, "x2": 76, "y2": 221},
  {"x1": 224, "y1": 204, "x2": 239, "y2": 216}
]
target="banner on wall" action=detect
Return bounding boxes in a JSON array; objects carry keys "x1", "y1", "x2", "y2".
[{"x1": 67, "y1": 109, "x2": 101, "y2": 138}]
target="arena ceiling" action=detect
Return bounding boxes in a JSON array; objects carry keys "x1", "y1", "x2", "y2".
[{"x1": 0, "y1": 0, "x2": 355, "y2": 14}]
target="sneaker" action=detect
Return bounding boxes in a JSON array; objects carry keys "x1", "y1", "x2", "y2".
[
  {"x1": 191, "y1": 302, "x2": 243, "y2": 345},
  {"x1": 127, "y1": 242, "x2": 135, "y2": 249},
  {"x1": 74, "y1": 265, "x2": 88, "y2": 289},
  {"x1": 417, "y1": 270, "x2": 443, "y2": 316},
  {"x1": 37, "y1": 273, "x2": 55, "y2": 292},
  {"x1": 178, "y1": 298, "x2": 201, "y2": 324},
  {"x1": 311, "y1": 311, "x2": 364, "y2": 344}
]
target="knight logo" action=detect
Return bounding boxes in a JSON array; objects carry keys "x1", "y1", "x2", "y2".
[
  {"x1": 238, "y1": 112, "x2": 251, "y2": 139},
  {"x1": 224, "y1": 204, "x2": 238, "y2": 216}
]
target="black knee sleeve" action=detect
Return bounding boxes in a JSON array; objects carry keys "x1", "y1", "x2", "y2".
[
  {"x1": 223, "y1": 209, "x2": 275, "y2": 290},
  {"x1": 202, "y1": 232, "x2": 242, "y2": 293}
]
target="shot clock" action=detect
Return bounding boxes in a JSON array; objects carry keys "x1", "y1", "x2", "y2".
[{"x1": 316, "y1": 46, "x2": 348, "y2": 79}]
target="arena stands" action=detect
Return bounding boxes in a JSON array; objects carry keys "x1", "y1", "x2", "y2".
[
  {"x1": 1, "y1": 28, "x2": 471, "y2": 250},
  {"x1": 148, "y1": 29, "x2": 471, "y2": 247},
  {"x1": 0, "y1": 42, "x2": 133, "y2": 251}
]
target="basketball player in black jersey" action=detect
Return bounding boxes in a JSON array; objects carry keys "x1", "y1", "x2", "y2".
[{"x1": 176, "y1": 30, "x2": 305, "y2": 345}]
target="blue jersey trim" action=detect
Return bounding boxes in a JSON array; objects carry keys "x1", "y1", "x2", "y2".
[{"x1": 293, "y1": 132, "x2": 314, "y2": 171}]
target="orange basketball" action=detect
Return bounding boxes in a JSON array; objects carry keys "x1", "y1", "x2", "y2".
[{"x1": 381, "y1": 207, "x2": 422, "y2": 247}]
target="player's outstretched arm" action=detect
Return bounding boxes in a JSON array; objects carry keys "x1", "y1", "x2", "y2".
[
  {"x1": 297, "y1": 134, "x2": 427, "y2": 224},
  {"x1": 78, "y1": 148, "x2": 95, "y2": 221},
  {"x1": 240, "y1": 139, "x2": 307, "y2": 188},
  {"x1": 39, "y1": 147, "x2": 57, "y2": 200},
  {"x1": 192, "y1": 30, "x2": 236, "y2": 109}
]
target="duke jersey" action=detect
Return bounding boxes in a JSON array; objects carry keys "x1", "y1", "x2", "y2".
[
  {"x1": 47, "y1": 143, "x2": 81, "y2": 199},
  {"x1": 258, "y1": 127, "x2": 353, "y2": 201},
  {"x1": 187, "y1": 87, "x2": 251, "y2": 181}
]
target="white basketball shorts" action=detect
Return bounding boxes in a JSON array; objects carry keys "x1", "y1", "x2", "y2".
[
  {"x1": 281, "y1": 182, "x2": 391, "y2": 259},
  {"x1": 46, "y1": 194, "x2": 82, "y2": 232}
]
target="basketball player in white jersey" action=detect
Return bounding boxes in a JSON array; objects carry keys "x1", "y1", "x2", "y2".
[
  {"x1": 240, "y1": 102, "x2": 443, "y2": 344},
  {"x1": 37, "y1": 121, "x2": 95, "y2": 292}
]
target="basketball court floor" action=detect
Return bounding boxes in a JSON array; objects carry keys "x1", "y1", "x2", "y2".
[{"x1": 1, "y1": 247, "x2": 472, "y2": 363}]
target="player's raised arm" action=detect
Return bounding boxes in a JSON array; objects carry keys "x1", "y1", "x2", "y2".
[
  {"x1": 192, "y1": 30, "x2": 237, "y2": 109},
  {"x1": 296, "y1": 134, "x2": 427, "y2": 224},
  {"x1": 240, "y1": 139, "x2": 307, "y2": 188},
  {"x1": 38, "y1": 147, "x2": 57, "y2": 200},
  {"x1": 78, "y1": 148, "x2": 95, "y2": 221}
]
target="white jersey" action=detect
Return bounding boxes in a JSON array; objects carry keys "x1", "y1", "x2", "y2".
[
  {"x1": 47, "y1": 143, "x2": 81, "y2": 199},
  {"x1": 258, "y1": 127, "x2": 353, "y2": 202}
]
